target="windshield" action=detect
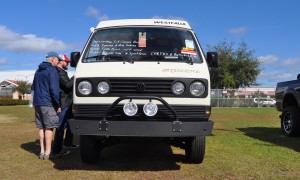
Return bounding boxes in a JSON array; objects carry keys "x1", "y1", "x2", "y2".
[{"x1": 82, "y1": 27, "x2": 203, "y2": 63}]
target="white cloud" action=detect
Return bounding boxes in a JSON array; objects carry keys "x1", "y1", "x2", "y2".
[
  {"x1": 256, "y1": 54, "x2": 300, "y2": 86},
  {"x1": 0, "y1": 25, "x2": 71, "y2": 53},
  {"x1": 85, "y1": 6, "x2": 109, "y2": 21},
  {"x1": 0, "y1": 70, "x2": 74, "y2": 83},
  {"x1": 152, "y1": 16, "x2": 185, "y2": 20},
  {"x1": 258, "y1": 71, "x2": 294, "y2": 85},
  {"x1": 152, "y1": 16, "x2": 163, "y2": 19},
  {"x1": 0, "y1": 70, "x2": 35, "y2": 83},
  {"x1": 258, "y1": 55, "x2": 279, "y2": 64},
  {"x1": 0, "y1": 58, "x2": 8, "y2": 65},
  {"x1": 257, "y1": 56, "x2": 300, "y2": 86},
  {"x1": 281, "y1": 58, "x2": 300, "y2": 66},
  {"x1": 229, "y1": 27, "x2": 247, "y2": 36}
]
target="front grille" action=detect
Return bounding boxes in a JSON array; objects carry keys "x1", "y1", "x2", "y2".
[
  {"x1": 110, "y1": 79, "x2": 173, "y2": 95},
  {"x1": 75, "y1": 78, "x2": 209, "y2": 98},
  {"x1": 73, "y1": 104, "x2": 209, "y2": 121}
]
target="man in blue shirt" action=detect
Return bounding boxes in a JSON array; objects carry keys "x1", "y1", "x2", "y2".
[{"x1": 32, "y1": 51, "x2": 62, "y2": 160}]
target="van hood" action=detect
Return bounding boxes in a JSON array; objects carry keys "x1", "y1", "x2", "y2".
[{"x1": 75, "y1": 61, "x2": 210, "y2": 79}]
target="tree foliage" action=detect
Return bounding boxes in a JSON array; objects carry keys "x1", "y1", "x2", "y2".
[
  {"x1": 208, "y1": 41, "x2": 261, "y2": 89},
  {"x1": 12, "y1": 80, "x2": 32, "y2": 99}
]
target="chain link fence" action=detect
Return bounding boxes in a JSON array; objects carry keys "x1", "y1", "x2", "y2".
[
  {"x1": 211, "y1": 88, "x2": 276, "y2": 108},
  {"x1": 1, "y1": 86, "x2": 276, "y2": 107}
]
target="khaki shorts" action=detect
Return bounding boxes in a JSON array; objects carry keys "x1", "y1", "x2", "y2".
[{"x1": 35, "y1": 106, "x2": 59, "y2": 129}]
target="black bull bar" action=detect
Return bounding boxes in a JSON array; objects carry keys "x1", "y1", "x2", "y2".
[{"x1": 69, "y1": 96, "x2": 214, "y2": 137}]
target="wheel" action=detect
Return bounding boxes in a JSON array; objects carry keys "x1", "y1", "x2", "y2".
[
  {"x1": 80, "y1": 135, "x2": 100, "y2": 163},
  {"x1": 281, "y1": 106, "x2": 300, "y2": 137},
  {"x1": 185, "y1": 136, "x2": 205, "y2": 164}
]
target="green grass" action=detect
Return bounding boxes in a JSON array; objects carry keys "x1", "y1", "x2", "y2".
[{"x1": 0, "y1": 106, "x2": 300, "y2": 179}]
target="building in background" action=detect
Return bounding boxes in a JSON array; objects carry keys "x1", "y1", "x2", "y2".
[{"x1": 0, "y1": 80, "x2": 31, "y2": 100}]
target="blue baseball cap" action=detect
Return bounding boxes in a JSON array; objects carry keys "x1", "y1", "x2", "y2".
[{"x1": 46, "y1": 51, "x2": 63, "y2": 61}]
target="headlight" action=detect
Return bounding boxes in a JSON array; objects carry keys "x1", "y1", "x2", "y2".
[
  {"x1": 123, "y1": 102, "x2": 138, "y2": 116},
  {"x1": 143, "y1": 102, "x2": 158, "y2": 117},
  {"x1": 190, "y1": 81, "x2": 205, "y2": 96},
  {"x1": 97, "y1": 81, "x2": 110, "y2": 94},
  {"x1": 78, "y1": 81, "x2": 92, "y2": 95},
  {"x1": 172, "y1": 82, "x2": 185, "y2": 95}
]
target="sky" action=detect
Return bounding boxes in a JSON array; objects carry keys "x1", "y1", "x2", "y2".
[{"x1": 0, "y1": 0, "x2": 299, "y2": 87}]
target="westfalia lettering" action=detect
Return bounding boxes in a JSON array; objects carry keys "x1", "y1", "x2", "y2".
[
  {"x1": 162, "y1": 69, "x2": 200, "y2": 73},
  {"x1": 154, "y1": 21, "x2": 186, "y2": 26}
]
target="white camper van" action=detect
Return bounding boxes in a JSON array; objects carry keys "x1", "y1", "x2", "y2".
[{"x1": 69, "y1": 19, "x2": 218, "y2": 164}]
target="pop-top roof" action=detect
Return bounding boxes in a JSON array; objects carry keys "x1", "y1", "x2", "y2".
[{"x1": 95, "y1": 19, "x2": 191, "y2": 30}]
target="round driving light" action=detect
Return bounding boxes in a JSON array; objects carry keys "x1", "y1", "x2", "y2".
[
  {"x1": 97, "y1": 81, "x2": 110, "y2": 94},
  {"x1": 123, "y1": 102, "x2": 138, "y2": 116},
  {"x1": 190, "y1": 81, "x2": 205, "y2": 96},
  {"x1": 78, "y1": 81, "x2": 92, "y2": 95},
  {"x1": 172, "y1": 82, "x2": 185, "y2": 95},
  {"x1": 143, "y1": 102, "x2": 158, "y2": 117}
]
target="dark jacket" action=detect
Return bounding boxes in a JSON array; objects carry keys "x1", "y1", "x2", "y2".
[
  {"x1": 57, "y1": 67, "x2": 74, "y2": 108},
  {"x1": 32, "y1": 62, "x2": 60, "y2": 108}
]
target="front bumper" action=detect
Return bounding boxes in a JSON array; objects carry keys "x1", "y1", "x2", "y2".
[
  {"x1": 70, "y1": 96, "x2": 214, "y2": 137},
  {"x1": 69, "y1": 119, "x2": 214, "y2": 137}
]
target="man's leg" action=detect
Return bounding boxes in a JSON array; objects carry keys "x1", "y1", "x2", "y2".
[
  {"x1": 45, "y1": 128, "x2": 53, "y2": 155},
  {"x1": 41, "y1": 106, "x2": 59, "y2": 159},
  {"x1": 35, "y1": 107, "x2": 45, "y2": 158},
  {"x1": 64, "y1": 122, "x2": 73, "y2": 147},
  {"x1": 38, "y1": 128, "x2": 45, "y2": 154},
  {"x1": 52, "y1": 108, "x2": 68, "y2": 154},
  {"x1": 63, "y1": 107, "x2": 73, "y2": 147}
]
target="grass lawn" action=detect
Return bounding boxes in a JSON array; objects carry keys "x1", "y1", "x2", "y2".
[{"x1": 0, "y1": 106, "x2": 300, "y2": 179}]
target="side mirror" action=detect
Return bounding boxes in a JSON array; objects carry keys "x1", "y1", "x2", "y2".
[
  {"x1": 70, "y1": 52, "x2": 81, "y2": 68},
  {"x1": 206, "y1": 52, "x2": 218, "y2": 68},
  {"x1": 297, "y1": 74, "x2": 300, "y2": 80}
]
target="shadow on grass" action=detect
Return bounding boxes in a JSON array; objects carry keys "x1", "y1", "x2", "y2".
[
  {"x1": 21, "y1": 140, "x2": 183, "y2": 171},
  {"x1": 238, "y1": 127, "x2": 300, "y2": 152}
]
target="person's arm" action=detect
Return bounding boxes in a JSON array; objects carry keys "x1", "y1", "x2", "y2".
[
  {"x1": 59, "y1": 70, "x2": 74, "y2": 92},
  {"x1": 49, "y1": 68, "x2": 61, "y2": 108}
]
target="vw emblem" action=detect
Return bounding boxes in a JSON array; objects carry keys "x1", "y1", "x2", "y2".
[{"x1": 136, "y1": 83, "x2": 145, "y2": 93}]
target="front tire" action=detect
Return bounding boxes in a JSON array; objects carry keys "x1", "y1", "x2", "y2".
[
  {"x1": 281, "y1": 106, "x2": 300, "y2": 137},
  {"x1": 80, "y1": 135, "x2": 100, "y2": 163},
  {"x1": 185, "y1": 136, "x2": 205, "y2": 163}
]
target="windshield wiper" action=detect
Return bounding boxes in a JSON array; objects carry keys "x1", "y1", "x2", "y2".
[
  {"x1": 102, "y1": 55, "x2": 134, "y2": 64},
  {"x1": 139, "y1": 55, "x2": 166, "y2": 61},
  {"x1": 103, "y1": 55, "x2": 134, "y2": 64},
  {"x1": 82, "y1": 55, "x2": 104, "y2": 61},
  {"x1": 180, "y1": 55, "x2": 194, "y2": 65},
  {"x1": 119, "y1": 55, "x2": 134, "y2": 64},
  {"x1": 83, "y1": 55, "x2": 134, "y2": 63}
]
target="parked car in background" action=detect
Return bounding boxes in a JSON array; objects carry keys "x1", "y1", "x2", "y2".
[
  {"x1": 275, "y1": 74, "x2": 300, "y2": 137},
  {"x1": 253, "y1": 97, "x2": 276, "y2": 107}
]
